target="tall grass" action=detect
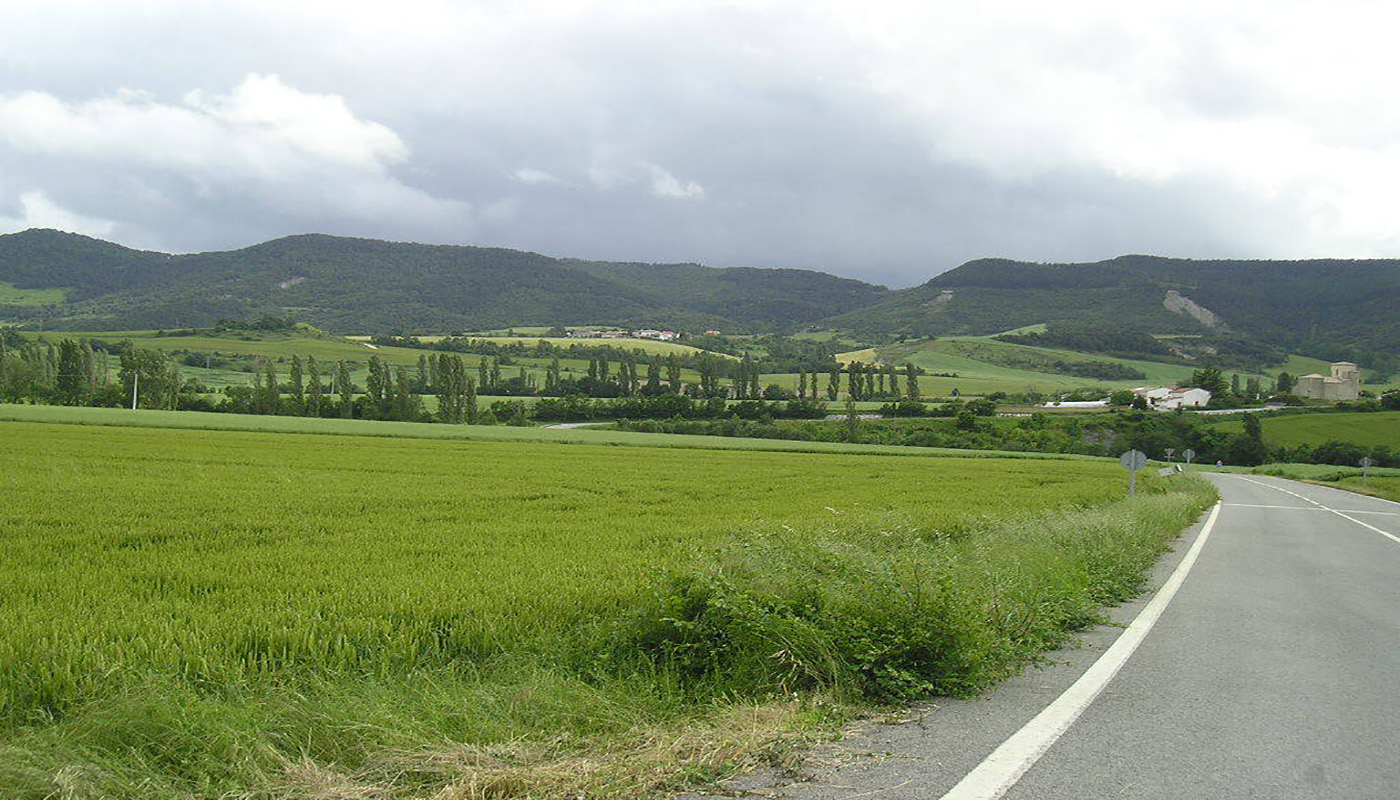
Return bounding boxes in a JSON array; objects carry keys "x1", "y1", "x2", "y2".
[{"x1": 0, "y1": 419, "x2": 1213, "y2": 798}]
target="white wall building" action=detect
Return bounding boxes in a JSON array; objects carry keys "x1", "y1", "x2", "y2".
[{"x1": 1132, "y1": 386, "x2": 1211, "y2": 410}]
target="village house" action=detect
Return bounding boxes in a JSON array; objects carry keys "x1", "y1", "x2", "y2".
[
  {"x1": 1131, "y1": 386, "x2": 1212, "y2": 410},
  {"x1": 1294, "y1": 362, "x2": 1361, "y2": 401},
  {"x1": 631, "y1": 329, "x2": 680, "y2": 341}
]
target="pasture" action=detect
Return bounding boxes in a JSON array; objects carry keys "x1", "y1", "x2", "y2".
[
  {"x1": 0, "y1": 414, "x2": 1211, "y2": 798},
  {"x1": 1214, "y1": 411, "x2": 1400, "y2": 449}
]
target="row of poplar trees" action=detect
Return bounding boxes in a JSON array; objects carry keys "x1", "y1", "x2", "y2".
[
  {"x1": 237, "y1": 353, "x2": 480, "y2": 423},
  {"x1": 0, "y1": 336, "x2": 184, "y2": 409}
]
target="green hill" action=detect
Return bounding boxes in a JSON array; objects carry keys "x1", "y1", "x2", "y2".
[
  {"x1": 0, "y1": 230, "x2": 888, "y2": 335},
  {"x1": 5, "y1": 232, "x2": 1397, "y2": 375},
  {"x1": 565, "y1": 259, "x2": 887, "y2": 329},
  {"x1": 827, "y1": 255, "x2": 1400, "y2": 367}
]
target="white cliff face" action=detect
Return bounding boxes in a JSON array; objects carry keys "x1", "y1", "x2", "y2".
[{"x1": 1163, "y1": 289, "x2": 1225, "y2": 329}]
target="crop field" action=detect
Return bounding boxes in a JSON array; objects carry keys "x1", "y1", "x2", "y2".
[
  {"x1": 361, "y1": 334, "x2": 724, "y2": 359},
  {"x1": 0, "y1": 404, "x2": 1106, "y2": 459},
  {"x1": 834, "y1": 336, "x2": 1358, "y2": 397},
  {"x1": 0, "y1": 414, "x2": 1212, "y2": 798},
  {"x1": 1213, "y1": 411, "x2": 1400, "y2": 449},
  {"x1": 0, "y1": 281, "x2": 69, "y2": 306}
]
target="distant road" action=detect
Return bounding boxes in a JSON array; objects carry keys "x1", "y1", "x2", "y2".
[{"x1": 716, "y1": 474, "x2": 1400, "y2": 800}]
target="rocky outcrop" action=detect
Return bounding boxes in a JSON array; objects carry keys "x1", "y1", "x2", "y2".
[{"x1": 1163, "y1": 290, "x2": 1225, "y2": 329}]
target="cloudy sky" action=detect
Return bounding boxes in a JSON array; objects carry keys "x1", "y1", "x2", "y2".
[{"x1": 2, "y1": 1, "x2": 1398, "y2": 286}]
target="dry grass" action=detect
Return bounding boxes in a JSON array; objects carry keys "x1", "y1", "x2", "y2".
[{"x1": 273, "y1": 704, "x2": 826, "y2": 800}]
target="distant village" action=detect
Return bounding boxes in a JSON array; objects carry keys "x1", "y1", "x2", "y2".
[
  {"x1": 566, "y1": 328, "x2": 691, "y2": 341},
  {"x1": 1044, "y1": 361, "x2": 1362, "y2": 412}
]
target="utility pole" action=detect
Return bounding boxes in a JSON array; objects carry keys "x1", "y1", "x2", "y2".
[{"x1": 130, "y1": 372, "x2": 139, "y2": 410}]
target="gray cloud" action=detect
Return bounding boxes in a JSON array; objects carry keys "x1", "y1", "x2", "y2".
[{"x1": 2, "y1": 1, "x2": 1398, "y2": 286}]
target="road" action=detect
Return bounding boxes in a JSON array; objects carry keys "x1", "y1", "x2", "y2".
[{"x1": 710, "y1": 474, "x2": 1400, "y2": 800}]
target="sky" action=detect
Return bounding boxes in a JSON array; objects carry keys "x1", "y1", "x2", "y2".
[{"x1": 2, "y1": 0, "x2": 1399, "y2": 287}]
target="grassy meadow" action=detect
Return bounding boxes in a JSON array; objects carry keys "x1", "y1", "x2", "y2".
[
  {"x1": 0, "y1": 282, "x2": 69, "y2": 306},
  {"x1": 0, "y1": 413, "x2": 1214, "y2": 799},
  {"x1": 1212, "y1": 411, "x2": 1400, "y2": 449}
]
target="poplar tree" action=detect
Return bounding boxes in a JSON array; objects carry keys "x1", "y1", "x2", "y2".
[
  {"x1": 645, "y1": 357, "x2": 661, "y2": 394},
  {"x1": 366, "y1": 356, "x2": 389, "y2": 417},
  {"x1": 336, "y1": 360, "x2": 354, "y2": 417},
  {"x1": 261, "y1": 360, "x2": 280, "y2": 415},
  {"x1": 307, "y1": 356, "x2": 324, "y2": 417},
  {"x1": 289, "y1": 355, "x2": 305, "y2": 414},
  {"x1": 827, "y1": 368, "x2": 839, "y2": 401},
  {"x1": 667, "y1": 354, "x2": 682, "y2": 393},
  {"x1": 56, "y1": 339, "x2": 89, "y2": 405},
  {"x1": 905, "y1": 362, "x2": 919, "y2": 399}
]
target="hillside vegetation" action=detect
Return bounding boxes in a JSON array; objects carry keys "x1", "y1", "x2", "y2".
[
  {"x1": 0, "y1": 230, "x2": 884, "y2": 335},
  {"x1": 4, "y1": 231, "x2": 1398, "y2": 374},
  {"x1": 830, "y1": 254, "x2": 1400, "y2": 367}
]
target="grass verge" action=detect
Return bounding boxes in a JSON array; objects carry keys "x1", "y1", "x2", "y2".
[{"x1": 1251, "y1": 463, "x2": 1400, "y2": 503}]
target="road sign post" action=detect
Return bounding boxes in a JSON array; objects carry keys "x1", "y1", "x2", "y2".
[
  {"x1": 1165, "y1": 447, "x2": 1176, "y2": 462},
  {"x1": 1120, "y1": 449, "x2": 1148, "y2": 497},
  {"x1": 1361, "y1": 456, "x2": 1373, "y2": 482},
  {"x1": 1183, "y1": 448, "x2": 1196, "y2": 469}
]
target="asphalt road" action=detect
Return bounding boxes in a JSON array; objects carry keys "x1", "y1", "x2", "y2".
[{"x1": 709, "y1": 474, "x2": 1400, "y2": 800}]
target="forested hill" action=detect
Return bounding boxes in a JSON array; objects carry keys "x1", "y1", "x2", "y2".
[
  {"x1": 829, "y1": 254, "x2": 1400, "y2": 360},
  {"x1": 3, "y1": 230, "x2": 1397, "y2": 362},
  {"x1": 564, "y1": 259, "x2": 888, "y2": 328},
  {"x1": 0, "y1": 229, "x2": 888, "y2": 333}
]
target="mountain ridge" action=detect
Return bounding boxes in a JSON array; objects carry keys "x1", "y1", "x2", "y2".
[{"x1": 2, "y1": 230, "x2": 1396, "y2": 367}]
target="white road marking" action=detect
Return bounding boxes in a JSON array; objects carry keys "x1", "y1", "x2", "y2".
[
  {"x1": 1222, "y1": 503, "x2": 1400, "y2": 517},
  {"x1": 1234, "y1": 476, "x2": 1400, "y2": 546},
  {"x1": 939, "y1": 502, "x2": 1223, "y2": 800}
]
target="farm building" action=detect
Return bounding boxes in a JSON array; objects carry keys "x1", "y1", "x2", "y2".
[
  {"x1": 1294, "y1": 362, "x2": 1361, "y2": 401},
  {"x1": 1132, "y1": 386, "x2": 1211, "y2": 410}
]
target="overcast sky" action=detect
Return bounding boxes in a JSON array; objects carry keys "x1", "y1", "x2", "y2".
[{"x1": 2, "y1": 1, "x2": 1398, "y2": 286}]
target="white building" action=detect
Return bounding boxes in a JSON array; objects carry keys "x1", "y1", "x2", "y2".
[
  {"x1": 1132, "y1": 386, "x2": 1211, "y2": 411},
  {"x1": 631, "y1": 329, "x2": 680, "y2": 341}
]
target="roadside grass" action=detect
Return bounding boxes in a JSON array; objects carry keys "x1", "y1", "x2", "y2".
[
  {"x1": 0, "y1": 418, "x2": 1215, "y2": 799},
  {"x1": 1250, "y1": 463, "x2": 1400, "y2": 503},
  {"x1": 0, "y1": 404, "x2": 1111, "y2": 461}
]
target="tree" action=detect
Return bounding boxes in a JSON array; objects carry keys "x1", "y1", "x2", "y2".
[
  {"x1": 436, "y1": 353, "x2": 469, "y2": 423},
  {"x1": 1229, "y1": 413, "x2": 1268, "y2": 466},
  {"x1": 289, "y1": 355, "x2": 305, "y2": 414},
  {"x1": 55, "y1": 339, "x2": 91, "y2": 405},
  {"x1": 366, "y1": 356, "x2": 390, "y2": 417},
  {"x1": 307, "y1": 356, "x2": 324, "y2": 417},
  {"x1": 259, "y1": 360, "x2": 280, "y2": 414},
  {"x1": 1276, "y1": 372, "x2": 1294, "y2": 394},
  {"x1": 827, "y1": 368, "x2": 839, "y2": 401},
  {"x1": 667, "y1": 354, "x2": 682, "y2": 394},
  {"x1": 336, "y1": 360, "x2": 354, "y2": 417},
  {"x1": 119, "y1": 345, "x2": 181, "y2": 410},
  {"x1": 904, "y1": 363, "x2": 919, "y2": 399},
  {"x1": 1189, "y1": 366, "x2": 1228, "y2": 396}
]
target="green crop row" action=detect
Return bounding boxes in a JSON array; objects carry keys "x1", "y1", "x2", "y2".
[{"x1": 0, "y1": 419, "x2": 1212, "y2": 798}]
